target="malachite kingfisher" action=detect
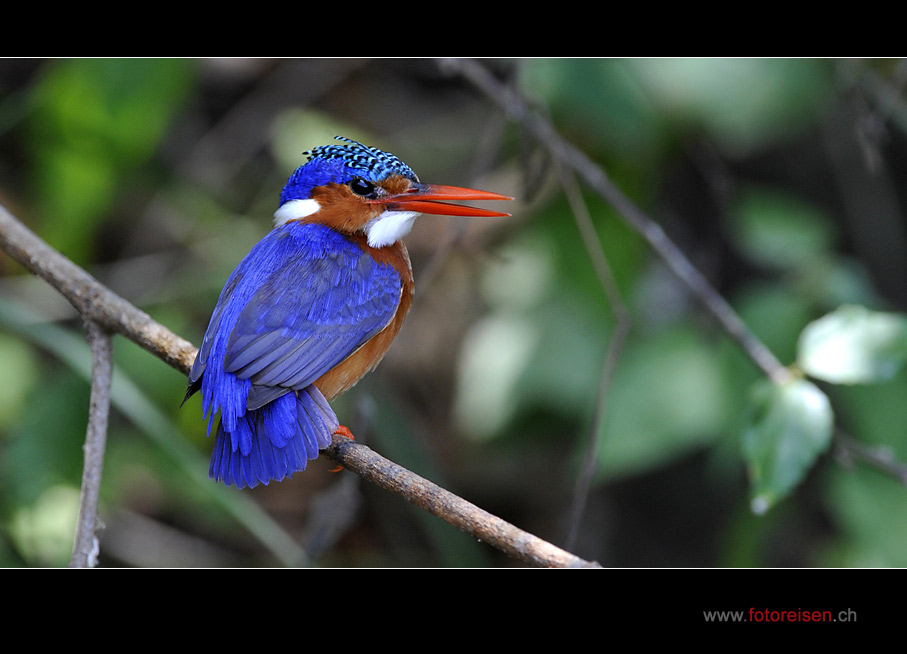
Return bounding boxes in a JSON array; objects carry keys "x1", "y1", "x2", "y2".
[{"x1": 184, "y1": 136, "x2": 511, "y2": 489}]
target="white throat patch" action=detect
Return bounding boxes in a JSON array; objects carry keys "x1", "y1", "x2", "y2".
[
  {"x1": 365, "y1": 210, "x2": 419, "y2": 248},
  {"x1": 273, "y1": 199, "x2": 321, "y2": 226}
]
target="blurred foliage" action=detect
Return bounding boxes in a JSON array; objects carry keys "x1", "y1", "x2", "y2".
[
  {"x1": 25, "y1": 58, "x2": 194, "y2": 263},
  {"x1": 1, "y1": 58, "x2": 907, "y2": 567}
]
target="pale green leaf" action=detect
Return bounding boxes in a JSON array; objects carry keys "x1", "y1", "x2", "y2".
[
  {"x1": 741, "y1": 379, "x2": 833, "y2": 513},
  {"x1": 798, "y1": 305, "x2": 907, "y2": 384}
]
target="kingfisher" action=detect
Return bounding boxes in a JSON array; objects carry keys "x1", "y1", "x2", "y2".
[{"x1": 184, "y1": 136, "x2": 511, "y2": 489}]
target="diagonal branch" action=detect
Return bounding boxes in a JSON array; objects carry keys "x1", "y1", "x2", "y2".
[
  {"x1": 0, "y1": 204, "x2": 197, "y2": 375},
  {"x1": 442, "y1": 57, "x2": 907, "y2": 491},
  {"x1": 327, "y1": 434, "x2": 596, "y2": 567},
  {"x1": 0, "y1": 202, "x2": 598, "y2": 568},
  {"x1": 441, "y1": 57, "x2": 792, "y2": 386}
]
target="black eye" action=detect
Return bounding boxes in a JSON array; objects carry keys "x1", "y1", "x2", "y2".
[{"x1": 349, "y1": 178, "x2": 376, "y2": 197}]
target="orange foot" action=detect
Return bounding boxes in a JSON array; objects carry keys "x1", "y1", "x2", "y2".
[{"x1": 329, "y1": 425, "x2": 355, "y2": 472}]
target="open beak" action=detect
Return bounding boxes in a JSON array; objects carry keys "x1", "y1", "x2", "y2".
[{"x1": 372, "y1": 183, "x2": 512, "y2": 217}]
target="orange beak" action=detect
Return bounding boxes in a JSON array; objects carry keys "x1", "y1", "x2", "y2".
[{"x1": 371, "y1": 183, "x2": 512, "y2": 217}]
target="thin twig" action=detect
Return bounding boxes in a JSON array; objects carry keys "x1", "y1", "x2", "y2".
[
  {"x1": 557, "y1": 164, "x2": 632, "y2": 551},
  {"x1": 68, "y1": 320, "x2": 113, "y2": 568},
  {"x1": 0, "y1": 202, "x2": 597, "y2": 568},
  {"x1": 441, "y1": 57, "x2": 792, "y2": 386},
  {"x1": 834, "y1": 429, "x2": 907, "y2": 485}
]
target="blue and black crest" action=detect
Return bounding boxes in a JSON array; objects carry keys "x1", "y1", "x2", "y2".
[
  {"x1": 304, "y1": 136, "x2": 418, "y2": 183},
  {"x1": 280, "y1": 136, "x2": 420, "y2": 206}
]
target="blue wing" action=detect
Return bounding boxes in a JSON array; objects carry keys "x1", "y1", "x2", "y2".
[
  {"x1": 222, "y1": 234, "x2": 402, "y2": 409},
  {"x1": 185, "y1": 222, "x2": 401, "y2": 487}
]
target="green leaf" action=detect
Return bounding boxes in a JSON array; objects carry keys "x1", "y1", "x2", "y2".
[
  {"x1": 797, "y1": 305, "x2": 907, "y2": 384},
  {"x1": 728, "y1": 187, "x2": 836, "y2": 270},
  {"x1": 741, "y1": 379, "x2": 833, "y2": 514}
]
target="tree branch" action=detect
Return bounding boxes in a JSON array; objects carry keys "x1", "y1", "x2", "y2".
[
  {"x1": 0, "y1": 202, "x2": 598, "y2": 568},
  {"x1": 0, "y1": 203, "x2": 196, "y2": 375},
  {"x1": 326, "y1": 435, "x2": 596, "y2": 567},
  {"x1": 69, "y1": 320, "x2": 113, "y2": 568}
]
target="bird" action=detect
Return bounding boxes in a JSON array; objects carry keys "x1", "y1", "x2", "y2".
[{"x1": 184, "y1": 136, "x2": 511, "y2": 489}]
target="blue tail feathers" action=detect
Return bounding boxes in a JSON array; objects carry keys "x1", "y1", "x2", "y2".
[{"x1": 209, "y1": 386, "x2": 339, "y2": 489}]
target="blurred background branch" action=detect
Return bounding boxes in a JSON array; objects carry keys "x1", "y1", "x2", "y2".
[
  {"x1": 442, "y1": 58, "x2": 792, "y2": 385},
  {"x1": 555, "y1": 163, "x2": 633, "y2": 551},
  {"x1": 442, "y1": 57, "x2": 907, "y2": 500}
]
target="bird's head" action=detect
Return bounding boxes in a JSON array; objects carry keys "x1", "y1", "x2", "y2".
[{"x1": 274, "y1": 136, "x2": 511, "y2": 248}]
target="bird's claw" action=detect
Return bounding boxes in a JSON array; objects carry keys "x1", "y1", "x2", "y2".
[{"x1": 329, "y1": 425, "x2": 355, "y2": 472}]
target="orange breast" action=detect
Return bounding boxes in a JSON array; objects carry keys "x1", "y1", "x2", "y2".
[{"x1": 313, "y1": 237, "x2": 414, "y2": 401}]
